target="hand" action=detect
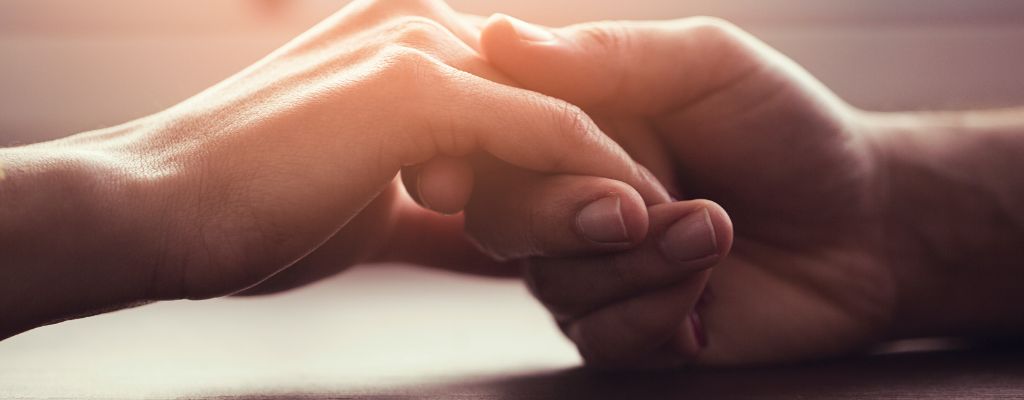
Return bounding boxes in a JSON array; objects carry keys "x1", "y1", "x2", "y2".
[
  {"x1": 475, "y1": 15, "x2": 898, "y2": 366},
  {"x1": 0, "y1": 0, "x2": 670, "y2": 339}
]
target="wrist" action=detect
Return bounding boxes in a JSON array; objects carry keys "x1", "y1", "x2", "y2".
[
  {"x1": 0, "y1": 137, "x2": 159, "y2": 338},
  {"x1": 865, "y1": 110, "x2": 1024, "y2": 340}
]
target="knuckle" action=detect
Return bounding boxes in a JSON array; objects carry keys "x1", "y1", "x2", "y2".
[
  {"x1": 552, "y1": 101, "x2": 593, "y2": 145},
  {"x1": 569, "y1": 22, "x2": 632, "y2": 106},
  {"x1": 382, "y1": 0, "x2": 427, "y2": 7},
  {"x1": 388, "y1": 15, "x2": 451, "y2": 50},
  {"x1": 358, "y1": 0, "x2": 416, "y2": 13},
  {"x1": 379, "y1": 44, "x2": 436, "y2": 72},
  {"x1": 339, "y1": 0, "x2": 435, "y2": 30},
  {"x1": 574, "y1": 22, "x2": 630, "y2": 53},
  {"x1": 373, "y1": 45, "x2": 444, "y2": 93},
  {"x1": 684, "y1": 16, "x2": 744, "y2": 45},
  {"x1": 374, "y1": 0, "x2": 438, "y2": 13}
]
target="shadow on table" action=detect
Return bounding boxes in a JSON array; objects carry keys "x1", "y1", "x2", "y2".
[{"x1": 222, "y1": 341, "x2": 1024, "y2": 399}]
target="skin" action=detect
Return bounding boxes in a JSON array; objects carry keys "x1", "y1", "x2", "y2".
[
  {"x1": 446, "y1": 15, "x2": 1024, "y2": 367},
  {"x1": 3, "y1": 0, "x2": 1023, "y2": 372},
  {"x1": 0, "y1": 0, "x2": 677, "y2": 340}
]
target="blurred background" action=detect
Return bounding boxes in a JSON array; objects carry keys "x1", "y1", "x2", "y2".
[
  {"x1": 1, "y1": 1, "x2": 1023, "y2": 398},
  {"x1": 2, "y1": 0, "x2": 1024, "y2": 145}
]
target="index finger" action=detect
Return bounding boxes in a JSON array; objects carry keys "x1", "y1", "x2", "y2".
[{"x1": 403, "y1": 60, "x2": 672, "y2": 205}]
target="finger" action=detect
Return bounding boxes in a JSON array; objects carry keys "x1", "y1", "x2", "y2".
[
  {"x1": 463, "y1": 162, "x2": 650, "y2": 261},
  {"x1": 479, "y1": 14, "x2": 764, "y2": 115},
  {"x1": 525, "y1": 200, "x2": 733, "y2": 318},
  {"x1": 325, "y1": 1, "x2": 508, "y2": 84},
  {"x1": 402, "y1": 65, "x2": 671, "y2": 205},
  {"x1": 682, "y1": 256, "x2": 876, "y2": 366},
  {"x1": 332, "y1": 0, "x2": 481, "y2": 50},
  {"x1": 372, "y1": 198, "x2": 519, "y2": 277},
  {"x1": 566, "y1": 270, "x2": 710, "y2": 368},
  {"x1": 237, "y1": 177, "x2": 516, "y2": 296},
  {"x1": 593, "y1": 116, "x2": 685, "y2": 200},
  {"x1": 401, "y1": 156, "x2": 474, "y2": 215},
  {"x1": 334, "y1": 5, "x2": 672, "y2": 205},
  {"x1": 424, "y1": 6, "x2": 485, "y2": 53},
  {"x1": 382, "y1": 0, "x2": 486, "y2": 53}
]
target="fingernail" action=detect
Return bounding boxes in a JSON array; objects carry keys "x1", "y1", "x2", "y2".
[
  {"x1": 576, "y1": 196, "x2": 630, "y2": 244},
  {"x1": 660, "y1": 208, "x2": 718, "y2": 263},
  {"x1": 503, "y1": 15, "x2": 556, "y2": 43},
  {"x1": 690, "y1": 312, "x2": 708, "y2": 348}
]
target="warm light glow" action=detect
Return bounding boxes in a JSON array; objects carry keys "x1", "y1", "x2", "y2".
[{"x1": 2, "y1": 1, "x2": 1022, "y2": 398}]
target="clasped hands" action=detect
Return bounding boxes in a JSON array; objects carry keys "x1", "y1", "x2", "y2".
[{"x1": 12, "y1": 0, "x2": 902, "y2": 368}]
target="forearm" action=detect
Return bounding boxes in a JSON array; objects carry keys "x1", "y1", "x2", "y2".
[
  {"x1": 869, "y1": 109, "x2": 1024, "y2": 339},
  {"x1": 0, "y1": 139, "x2": 154, "y2": 339}
]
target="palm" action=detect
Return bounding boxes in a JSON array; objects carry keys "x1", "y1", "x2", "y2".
[
  {"x1": 238, "y1": 181, "x2": 406, "y2": 295},
  {"x1": 595, "y1": 60, "x2": 893, "y2": 364}
]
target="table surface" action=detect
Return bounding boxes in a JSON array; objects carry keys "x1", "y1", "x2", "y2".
[{"x1": 2, "y1": 265, "x2": 1023, "y2": 399}]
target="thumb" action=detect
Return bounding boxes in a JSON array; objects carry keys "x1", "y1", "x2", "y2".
[{"x1": 479, "y1": 14, "x2": 760, "y2": 115}]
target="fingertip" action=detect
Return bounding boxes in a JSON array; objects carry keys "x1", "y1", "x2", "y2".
[
  {"x1": 479, "y1": 13, "x2": 518, "y2": 56},
  {"x1": 618, "y1": 184, "x2": 651, "y2": 246},
  {"x1": 416, "y1": 157, "x2": 474, "y2": 215},
  {"x1": 690, "y1": 200, "x2": 735, "y2": 260},
  {"x1": 651, "y1": 199, "x2": 733, "y2": 269},
  {"x1": 479, "y1": 14, "x2": 545, "y2": 74},
  {"x1": 482, "y1": 13, "x2": 510, "y2": 30},
  {"x1": 702, "y1": 200, "x2": 734, "y2": 259},
  {"x1": 574, "y1": 181, "x2": 649, "y2": 246}
]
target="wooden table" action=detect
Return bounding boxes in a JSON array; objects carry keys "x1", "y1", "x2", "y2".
[{"x1": 3, "y1": 265, "x2": 1022, "y2": 399}]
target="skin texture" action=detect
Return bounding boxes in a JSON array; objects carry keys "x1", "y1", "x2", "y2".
[
  {"x1": 473, "y1": 15, "x2": 900, "y2": 367},
  {"x1": 0, "y1": 0, "x2": 676, "y2": 340},
  {"x1": 3, "y1": 1, "x2": 1024, "y2": 371},
  {"x1": 464, "y1": 14, "x2": 1024, "y2": 368},
  {"x1": 384, "y1": 14, "x2": 1024, "y2": 369},
  {"x1": 867, "y1": 111, "x2": 1024, "y2": 341}
]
